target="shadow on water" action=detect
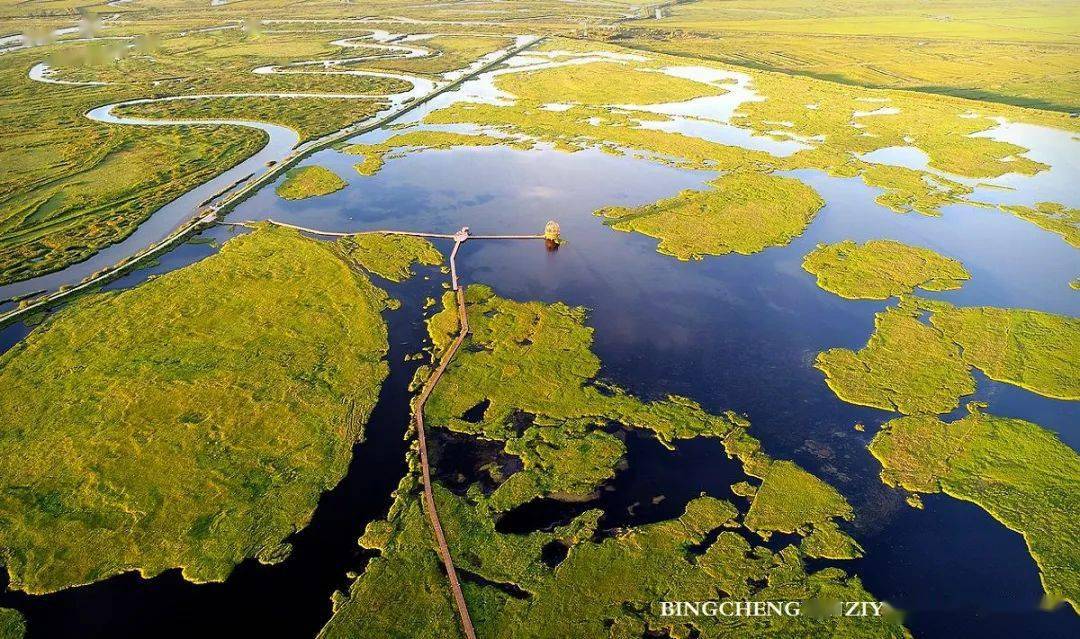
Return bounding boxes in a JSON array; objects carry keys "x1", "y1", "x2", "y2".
[{"x1": 0, "y1": 265, "x2": 444, "y2": 639}]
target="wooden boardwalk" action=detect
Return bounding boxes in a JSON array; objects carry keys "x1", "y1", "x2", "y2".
[
  {"x1": 407, "y1": 225, "x2": 548, "y2": 639},
  {"x1": 286, "y1": 220, "x2": 537, "y2": 639},
  {"x1": 412, "y1": 284, "x2": 475, "y2": 639}
]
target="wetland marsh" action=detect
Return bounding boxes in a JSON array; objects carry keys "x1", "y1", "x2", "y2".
[{"x1": 0, "y1": 2, "x2": 1077, "y2": 639}]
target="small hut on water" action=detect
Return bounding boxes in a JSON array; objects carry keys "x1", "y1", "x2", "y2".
[{"x1": 544, "y1": 220, "x2": 561, "y2": 250}]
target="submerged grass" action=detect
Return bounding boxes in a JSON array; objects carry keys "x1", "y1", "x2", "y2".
[
  {"x1": 0, "y1": 226, "x2": 391, "y2": 593},
  {"x1": 870, "y1": 405, "x2": 1080, "y2": 612},
  {"x1": 802, "y1": 239, "x2": 970, "y2": 300}
]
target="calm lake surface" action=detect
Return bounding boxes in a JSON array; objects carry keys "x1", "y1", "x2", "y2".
[{"x1": 1, "y1": 58, "x2": 1078, "y2": 639}]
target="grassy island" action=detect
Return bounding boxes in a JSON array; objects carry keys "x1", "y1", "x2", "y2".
[
  {"x1": 597, "y1": 171, "x2": 824, "y2": 260},
  {"x1": 275, "y1": 165, "x2": 347, "y2": 200},
  {"x1": 870, "y1": 406, "x2": 1080, "y2": 612},
  {"x1": 802, "y1": 240, "x2": 970, "y2": 300},
  {"x1": 816, "y1": 304, "x2": 973, "y2": 414},
  {"x1": 496, "y1": 61, "x2": 725, "y2": 106},
  {"x1": 818, "y1": 299, "x2": 1079, "y2": 413},
  {"x1": 0, "y1": 226, "x2": 391, "y2": 593}
]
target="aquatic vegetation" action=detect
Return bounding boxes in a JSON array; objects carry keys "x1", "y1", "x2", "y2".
[
  {"x1": 744, "y1": 460, "x2": 854, "y2": 538},
  {"x1": 802, "y1": 240, "x2": 970, "y2": 300},
  {"x1": 497, "y1": 61, "x2": 724, "y2": 106},
  {"x1": 998, "y1": 202, "x2": 1080, "y2": 248},
  {"x1": 343, "y1": 130, "x2": 531, "y2": 177},
  {"x1": 818, "y1": 299, "x2": 1080, "y2": 414},
  {"x1": 115, "y1": 96, "x2": 386, "y2": 144},
  {"x1": 424, "y1": 99, "x2": 778, "y2": 171},
  {"x1": 816, "y1": 303, "x2": 974, "y2": 415},
  {"x1": 0, "y1": 609, "x2": 23, "y2": 639},
  {"x1": 424, "y1": 285, "x2": 742, "y2": 508},
  {"x1": 333, "y1": 233, "x2": 442, "y2": 282},
  {"x1": 870, "y1": 406, "x2": 1080, "y2": 612},
  {"x1": 488, "y1": 418, "x2": 626, "y2": 511},
  {"x1": 596, "y1": 171, "x2": 824, "y2": 260},
  {"x1": 323, "y1": 468, "x2": 905, "y2": 639},
  {"x1": 858, "y1": 164, "x2": 973, "y2": 216},
  {"x1": 275, "y1": 165, "x2": 347, "y2": 200},
  {"x1": 0, "y1": 226, "x2": 391, "y2": 593},
  {"x1": 923, "y1": 302, "x2": 1080, "y2": 400}
]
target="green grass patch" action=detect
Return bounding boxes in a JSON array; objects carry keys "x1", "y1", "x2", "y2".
[
  {"x1": 870, "y1": 405, "x2": 1080, "y2": 612},
  {"x1": 497, "y1": 61, "x2": 725, "y2": 106},
  {"x1": 333, "y1": 233, "x2": 443, "y2": 282},
  {"x1": 802, "y1": 239, "x2": 970, "y2": 300},
  {"x1": 816, "y1": 302, "x2": 974, "y2": 414},
  {"x1": 597, "y1": 171, "x2": 824, "y2": 260},
  {"x1": 0, "y1": 609, "x2": 23, "y2": 639},
  {"x1": 115, "y1": 97, "x2": 386, "y2": 145},
  {"x1": 0, "y1": 225, "x2": 390, "y2": 593},
  {"x1": 276, "y1": 165, "x2": 347, "y2": 200}
]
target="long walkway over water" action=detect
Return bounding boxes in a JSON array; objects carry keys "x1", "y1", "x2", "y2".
[{"x1": 273, "y1": 220, "x2": 550, "y2": 639}]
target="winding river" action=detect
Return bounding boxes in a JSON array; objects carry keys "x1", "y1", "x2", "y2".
[{"x1": 0, "y1": 24, "x2": 536, "y2": 305}]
